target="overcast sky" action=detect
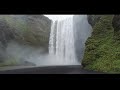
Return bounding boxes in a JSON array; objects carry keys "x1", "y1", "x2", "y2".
[{"x1": 44, "y1": 15, "x2": 74, "y2": 21}]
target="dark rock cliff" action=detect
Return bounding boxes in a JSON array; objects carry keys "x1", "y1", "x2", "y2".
[
  {"x1": 112, "y1": 15, "x2": 120, "y2": 41},
  {"x1": 87, "y1": 15, "x2": 103, "y2": 27}
]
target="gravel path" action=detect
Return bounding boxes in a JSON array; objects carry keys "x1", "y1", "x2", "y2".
[{"x1": 0, "y1": 65, "x2": 104, "y2": 74}]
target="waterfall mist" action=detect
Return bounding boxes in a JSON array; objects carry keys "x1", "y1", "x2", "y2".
[
  {"x1": 2, "y1": 15, "x2": 92, "y2": 66},
  {"x1": 73, "y1": 15, "x2": 92, "y2": 62},
  {"x1": 6, "y1": 41, "x2": 48, "y2": 66}
]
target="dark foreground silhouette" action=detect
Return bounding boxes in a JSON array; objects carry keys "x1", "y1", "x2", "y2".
[{"x1": 0, "y1": 65, "x2": 104, "y2": 74}]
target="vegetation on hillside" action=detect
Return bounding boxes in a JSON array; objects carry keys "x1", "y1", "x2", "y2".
[
  {"x1": 0, "y1": 15, "x2": 51, "y2": 67},
  {"x1": 82, "y1": 15, "x2": 120, "y2": 73}
]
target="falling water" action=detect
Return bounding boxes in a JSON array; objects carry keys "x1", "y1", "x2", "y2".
[
  {"x1": 13, "y1": 15, "x2": 91, "y2": 66},
  {"x1": 49, "y1": 16, "x2": 79, "y2": 65}
]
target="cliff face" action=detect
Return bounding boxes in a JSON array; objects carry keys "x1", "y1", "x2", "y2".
[
  {"x1": 0, "y1": 15, "x2": 51, "y2": 47},
  {"x1": 0, "y1": 15, "x2": 51, "y2": 66},
  {"x1": 82, "y1": 15, "x2": 120, "y2": 73},
  {"x1": 87, "y1": 15, "x2": 103, "y2": 27},
  {"x1": 112, "y1": 15, "x2": 120, "y2": 41}
]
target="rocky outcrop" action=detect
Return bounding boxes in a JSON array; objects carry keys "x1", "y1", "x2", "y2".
[
  {"x1": 88, "y1": 15, "x2": 120, "y2": 31},
  {"x1": 0, "y1": 18, "x2": 15, "y2": 48},
  {"x1": 87, "y1": 15, "x2": 103, "y2": 27},
  {"x1": 0, "y1": 15, "x2": 51, "y2": 48},
  {"x1": 112, "y1": 15, "x2": 120, "y2": 32},
  {"x1": 0, "y1": 18, "x2": 16, "y2": 62},
  {"x1": 0, "y1": 15, "x2": 51, "y2": 66},
  {"x1": 112, "y1": 15, "x2": 120, "y2": 41},
  {"x1": 24, "y1": 15, "x2": 51, "y2": 47}
]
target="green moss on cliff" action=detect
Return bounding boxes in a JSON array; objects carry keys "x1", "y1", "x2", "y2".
[
  {"x1": 0, "y1": 57, "x2": 19, "y2": 67},
  {"x1": 82, "y1": 15, "x2": 120, "y2": 73},
  {"x1": 1, "y1": 15, "x2": 50, "y2": 47}
]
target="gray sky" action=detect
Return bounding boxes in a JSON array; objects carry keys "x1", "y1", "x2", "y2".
[{"x1": 44, "y1": 15, "x2": 74, "y2": 21}]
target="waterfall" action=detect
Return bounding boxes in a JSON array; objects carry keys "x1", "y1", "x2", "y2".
[
  {"x1": 49, "y1": 16, "x2": 79, "y2": 65},
  {"x1": 18, "y1": 15, "x2": 92, "y2": 66}
]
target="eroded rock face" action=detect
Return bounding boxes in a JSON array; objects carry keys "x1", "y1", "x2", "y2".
[
  {"x1": 88, "y1": 15, "x2": 120, "y2": 41},
  {"x1": 87, "y1": 15, "x2": 103, "y2": 27},
  {"x1": 112, "y1": 15, "x2": 120, "y2": 41},
  {"x1": 0, "y1": 15, "x2": 52, "y2": 48},
  {"x1": 112, "y1": 15, "x2": 120, "y2": 32},
  {"x1": 0, "y1": 15, "x2": 51, "y2": 65},
  {"x1": 0, "y1": 18, "x2": 15, "y2": 48},
  {"x1": 0, "y1": 18, "x2": 16, "y2": 62},
  {"x1": 24, "y1": 15, "x2": 51, "y2": 47}
]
